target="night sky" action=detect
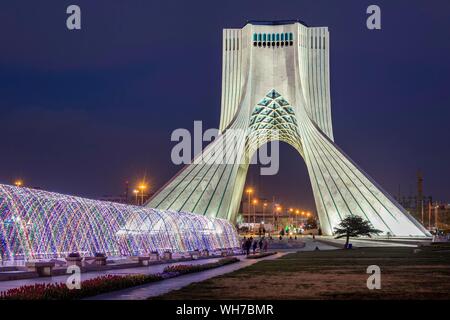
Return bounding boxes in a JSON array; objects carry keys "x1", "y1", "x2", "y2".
[{"x1": 0, "y1": 0, "x2": 449, "y2": 211}]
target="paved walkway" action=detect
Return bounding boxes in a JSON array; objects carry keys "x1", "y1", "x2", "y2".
[
  {"x1": 0, "y1": 237, "x2": 336, "y2": 299},
  {"x1": 88, "y1": 237, "x2": 336, "y2": 300},
  {"x1": 288, "y1": 236, "x2": 337, "y2": 251},
  {"x1": 263, "y1": 236, "x2": 336, "y2": 251},
  {"x1": 317, "y1": 236, "x2": 418, "y2": 248},
  {"x1": 87, "y1": 252, "x2": 287, "y2": 300}
]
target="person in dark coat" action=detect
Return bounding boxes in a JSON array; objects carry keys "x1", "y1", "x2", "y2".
[
  {"x1": 258, "y1": 237, "x2": 264, "y2": 251},
  {"x1": 263, "y1": 238, "x2": 268, "y2": 252},
  {"x1": 241, "y1": 237, "x2": 247, "y2": 254},
  {"x1": 245, "y1": 237, "x2": 252, "y2": 255},
  {"x1": 252, "y1": 239, "x2": 258, "y2": 254}
]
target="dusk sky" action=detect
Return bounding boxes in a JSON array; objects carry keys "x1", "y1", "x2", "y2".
[{"x1": 0, "y1": 0, "x2": 449, "y2": 211}]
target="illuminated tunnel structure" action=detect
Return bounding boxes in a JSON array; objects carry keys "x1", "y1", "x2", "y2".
[{"x1": 0, "y1": 184, "x2": 239, "y2": 261}]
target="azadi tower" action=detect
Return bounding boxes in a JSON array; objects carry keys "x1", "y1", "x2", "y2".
[{"x1": 147, "y1": 20, "x2": 430, "y2": 237}]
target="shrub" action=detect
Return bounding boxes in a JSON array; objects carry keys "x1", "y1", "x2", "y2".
[
  {"x1": 246, "y1": 252, "x2": 276, "y2": 259},
  {"x1": 67, "y1": 252, "x2": 80, "y2": 258},
  {"x1": 163, "y1": 257, "x2": 239, "y2": 275}
]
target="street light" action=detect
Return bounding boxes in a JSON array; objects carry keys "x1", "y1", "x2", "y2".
[
  {"x1": 288, "y1": 208, "x2": 294, "y2": 228},
  {"x1": 263, "y1": 202, "x2": 267, "y2": 226},
  {"x1": 253, "y1": 199, "x2": 258, "y2": 223},
  {"x1": 133, "y1": 189, "x2": 139, "y2": 204},
  {"x1": 138, "y1": 183, "x2": 148, "y2": 205},
  {"x1": 275, "y1": 206, "x2": 282, "y2": 232},
  {"x1": 14, "y1": 180, "x2": 23, "y2": 187},
  {"x1": 245, "y1": 188, "x2": 253, "y2": 224},
  {"x1": 435, "y1": 203, "x2": 439, "y2": 230}
]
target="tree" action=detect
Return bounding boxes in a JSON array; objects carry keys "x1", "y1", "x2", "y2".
[
  {"x1": 238, "y1": 226, "x2": 249, "y2": 234},
  {"x1": 334, "y1": 215, "x2": 382, "y2": 248},
  {"x1": 305, "y1": 217, "x2": 317, "y2": 230}
]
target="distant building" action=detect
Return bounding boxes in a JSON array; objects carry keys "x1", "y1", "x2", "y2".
[{"x1": 395, "y1": 195, "x2": 450, "y2": 231}]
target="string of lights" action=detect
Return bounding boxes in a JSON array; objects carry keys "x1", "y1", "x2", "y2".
[{"x1": 0, "y1": 184, "x2": 239, "y2": 261}]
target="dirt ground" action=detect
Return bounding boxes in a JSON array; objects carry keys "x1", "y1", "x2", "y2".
[{"x1": 154, "y1": 247, "x2": 450, "y2": 300}]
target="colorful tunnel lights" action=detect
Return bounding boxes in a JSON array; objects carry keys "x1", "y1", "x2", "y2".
[{"x1": 0, "y1": 184, "x2": 239, "y2": 261}]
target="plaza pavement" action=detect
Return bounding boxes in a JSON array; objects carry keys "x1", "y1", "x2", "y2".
[
  {"x1": 0, "y1": 238, "x2": 336, "y2": 299},
  {"x1": 87, "y1": 238, "x2": 337, "y2": 300},
  {"x1": 316, "y1": 236, "x2": 421, "y2": 248},
  {"x1": 0, "y1": 236, "x2": 416, "y2": 299}
]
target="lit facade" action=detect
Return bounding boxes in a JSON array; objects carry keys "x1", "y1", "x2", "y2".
[
  {"x1": 0, "y1": 184, "x2": 239, "y2": 261},
  {"x1": 147, "y1": 20, "x2": 430, "y2": 238}
]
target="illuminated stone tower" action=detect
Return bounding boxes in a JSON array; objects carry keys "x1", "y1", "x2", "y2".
[{"x1": 147, "y1": 20, "x2": 430, "y2": 237}]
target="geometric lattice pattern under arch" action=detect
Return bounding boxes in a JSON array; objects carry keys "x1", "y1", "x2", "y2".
[{"x1": 247, "y1": 89, "x2": 302, "y2": 155}]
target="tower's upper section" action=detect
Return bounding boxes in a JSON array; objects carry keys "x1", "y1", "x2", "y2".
[
  {"x1": 245, "y1": 19, "x2": 308, "y2": 27},
  {"x1": 219, "y1": 20, "x2": 334, "y2": 141}
]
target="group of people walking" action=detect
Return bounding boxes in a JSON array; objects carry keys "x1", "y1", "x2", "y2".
[{"x1": 241, "y1": 236, "x2": 268, "y2": 255}]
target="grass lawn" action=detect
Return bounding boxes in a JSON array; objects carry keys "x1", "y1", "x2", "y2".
[{"x1": 154, "y1": 246, "x2": 450, "y2": 300}]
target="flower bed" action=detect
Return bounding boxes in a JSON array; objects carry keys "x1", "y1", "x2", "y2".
[
  {"x1": 246, "y1": 252, "x2": 276, "y2": 259},
  {"x1": 163, "y1": 257, "x2": 239, "y2": 275},
  {"x1": 0, "y1": 274, "x2": 163, "y2": 300},
  {"x1": 0, "y1": 257, "x2": 240, "y2": 300}
]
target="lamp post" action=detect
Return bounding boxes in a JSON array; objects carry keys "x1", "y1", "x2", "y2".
[
  {"x1": 138, "y1": 183, "x2": 148, "y2": 205},
  {"x1": 133, "y1": 189, "x2": 139, "y2": 205},
  {"x1": 288, "y1": 208, "x2": 293, "y2": 230},
  {"x1": 263, "y1": 202, "x2": 267, "y2": 226},
  {"x1": 253, "y1": 199, "x2": 258, "y2": 224},
  {"x1": 245, "y1": 188, "x2": 253, "y2": 224},
  {"x1": 428, "y1": 204, "x2": 431, "y2": 229},
  {"x1": 435, "y1": 203, "x2": 439, "y2": 230},
  {"x1": 276, "y1": 205, "x2": 282, "y2": 232}
]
